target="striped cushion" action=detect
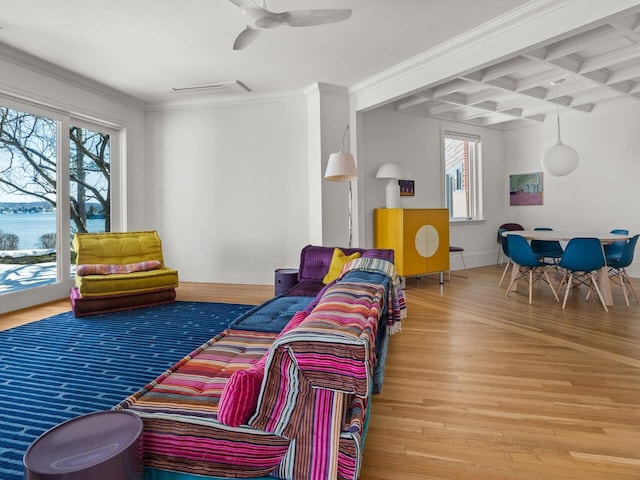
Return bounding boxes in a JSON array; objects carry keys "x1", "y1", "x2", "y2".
[
  {"x1": 218, "y1": 311, "x2": 309, "y2": 427},
  {"x1": 76, "y1": 260, "x2": 161, "y2": 276},
  {"x1": 217, "y1": 367, "x2": 263, "y2": 427}
]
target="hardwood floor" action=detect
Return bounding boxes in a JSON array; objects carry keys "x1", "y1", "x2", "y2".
[{"x1": 2, "y1": 267, "x2": 639, "y2": 479}]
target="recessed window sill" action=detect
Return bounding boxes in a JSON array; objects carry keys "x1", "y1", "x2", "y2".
[{"x1": 449, "y1": 218, "x2": 486, "y2": 226}]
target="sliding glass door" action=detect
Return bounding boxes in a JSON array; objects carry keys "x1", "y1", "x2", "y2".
[
  {"x1": 70, "y1": 124, "x2": 112, "y2": 235},
  {"x1": 0, "y1": 100, "x2": 119, "y2": 307}
]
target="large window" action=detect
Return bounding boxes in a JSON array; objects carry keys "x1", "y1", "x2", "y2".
[
  {"x1": 443, "y1": 131, "x2": 482, "y2": 221},
  {"x1": 0, "y1": 101, "x2": 118, "y2": 300}
]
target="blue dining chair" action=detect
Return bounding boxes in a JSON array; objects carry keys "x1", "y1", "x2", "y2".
[
  {"x1": 505, "y1": 234, "x2": 559, "y2": 304},
  {"x1": 530, "y1": 227, "x2": 564, "y2": 264},
  {"x1": 607, "y1": 234, "x2": 639, "y2": 306},
  {"x1": 604, "y1": 229, "x2": 629, "y2": 264},
  {"x1": 557, "y1": 237, "x2": 608, "y2": 311}
]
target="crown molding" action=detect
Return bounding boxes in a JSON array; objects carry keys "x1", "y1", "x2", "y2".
[
  {"x1": 0, "y1": 41, "x2": 145, "y2": 111},
  {"x1": 144, "y1": 88, "x2": 307, "y2": 112},
  {"x1": 303, "y1": 82, "x2": 349, "y2": 100}
]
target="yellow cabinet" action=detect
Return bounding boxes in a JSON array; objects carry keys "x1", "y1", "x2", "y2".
[{"x1": 374, "y1": 208, "x2": 449, "y2": 279}]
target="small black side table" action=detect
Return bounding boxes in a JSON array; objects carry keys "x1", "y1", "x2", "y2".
[{"x1": 274, "y1": 268, "x2": 299, "y2": 296}]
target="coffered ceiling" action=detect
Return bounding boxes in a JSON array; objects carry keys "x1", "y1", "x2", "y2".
[{"x1": 387, "y1": 9, "x2": 640, "y2": 129}]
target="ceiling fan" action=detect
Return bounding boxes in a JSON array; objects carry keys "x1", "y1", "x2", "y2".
[{"x1": 228, "y1": 0, "x2": 353, "y2": 50}]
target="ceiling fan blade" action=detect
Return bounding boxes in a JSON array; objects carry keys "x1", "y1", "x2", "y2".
[
  {"x1": 227, "y1": 0, "x2": 259, "y2": 9},
  {"x1": 285, "y1": 9, "x2": 352, "y2": 27},
  {"x1": 233, "y1": 26, "x2": 262, "y2": 50}
]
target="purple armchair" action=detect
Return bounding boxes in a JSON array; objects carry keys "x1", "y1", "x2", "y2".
[{"x1": 285, "y1": 244, "x2": 395, "y2": 297}]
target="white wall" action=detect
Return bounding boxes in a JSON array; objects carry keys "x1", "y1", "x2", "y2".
[
  {"x1": 504, "y1": 103, "x2": 640, "y2": 276},
  {"x1": 359, "y1": 108, "x2": 507, "y2": 268},
  {"x1": 144, "y1": 97, "x2": 310, "y2": 285}
]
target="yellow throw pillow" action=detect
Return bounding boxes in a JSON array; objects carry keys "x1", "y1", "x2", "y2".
[{"x1": 322, "y1": 248, "x2": 361, "y2": 284}]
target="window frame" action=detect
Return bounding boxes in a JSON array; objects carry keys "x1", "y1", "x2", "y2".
[
  {"x1": 0, "y1": 94, "x2": 124, "y2": 311},
  {"x1": 441, "y1": 129, "x2": 483, "y2": 222}
]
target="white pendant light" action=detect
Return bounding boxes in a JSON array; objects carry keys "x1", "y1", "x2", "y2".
[{"x1": 541, "y1": 80, "x2": 579, "y2": 177}]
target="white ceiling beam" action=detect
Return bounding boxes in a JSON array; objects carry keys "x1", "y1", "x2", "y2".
[
  {"x1": 427, "y1": 102, "x2": 463, "y2": 116},
  {"x1": 592, "y1": 94, "x2": 640, "y2": 111},
  {"x1": 466, "y1": 88, "x2": 505, "y2": 105},
  {"x1": 515, "y1": 70, "x2": 566, "y2": 92},
  {"x1": 579, "y1": 44, "x2": 640, "y2": 74},
  {"x1": 502, "y1": 107, "x2": 523, "y2": 117},
  {"x1": 432, "y1": 79, "x2": 470, "y2": 98},
  {"x1": 570, "y1": 86, "x2": 623, "y2": 104},
  {"x1": 395, "y1": 91, "x2": 434, "y2": 111},
  {"x1": 544, "y1": 25, "x2": 619, "y2": 61},
  {"x1": 609, "y1": 18, "x2": 640, "y2": 42},
  {"x1": 606, "y1": 65, "x2": 640, "y2": 85},
  {"x1": 456, "y1": 109, "x2": 488, "y2": 121},
  {"x1": 446, "y1": 97, "x2": 533, "y2": 122},
  {"x1": 427, "y1": 105, "x2": 460, "y2": 121},
  {"x1": 549, "y1": 56, "x2": 581, "y2": 74},
  {"x1": 437, "y1": 92, "x2": 468, "y2": 106},
  {"x1": 480, "y1": 56, "x2": 531, "y2": 82},
  {"x1": 485, "y1": 76, "x2": 517, "y2": 92}
]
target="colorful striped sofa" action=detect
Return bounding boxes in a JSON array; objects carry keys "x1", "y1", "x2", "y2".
[{"x1": 114, "y1": 250, "x2": 405, "y2": 480}]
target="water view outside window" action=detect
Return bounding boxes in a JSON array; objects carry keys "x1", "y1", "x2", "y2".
[{"x1": 0, "y1": 105, "x2": 111, "y2": 295}]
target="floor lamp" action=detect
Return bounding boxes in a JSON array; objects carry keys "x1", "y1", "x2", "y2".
[{"x1": 324, "y1": 126, "x2": 358, "y2": 247}]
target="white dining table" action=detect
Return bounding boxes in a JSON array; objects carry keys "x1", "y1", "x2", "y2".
[{"x1": 503, "y1": 230, "x2": 631, "y2": 306}]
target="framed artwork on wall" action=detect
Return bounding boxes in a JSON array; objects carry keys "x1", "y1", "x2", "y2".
[
  {"x1": 399, "y1": 179, "x2": 415, "y2": 196},
  {"x1": 509, "y1": 172, "x2": 543, "y2": 206}
]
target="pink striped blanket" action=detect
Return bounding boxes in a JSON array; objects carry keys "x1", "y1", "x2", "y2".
[{"x1": 339, "y1": 257, "x2": 406, "y2": 334}]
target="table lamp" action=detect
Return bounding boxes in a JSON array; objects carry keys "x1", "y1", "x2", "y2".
[{"x1": 376, "y1": 162, "x2": 410, "y2": 208}]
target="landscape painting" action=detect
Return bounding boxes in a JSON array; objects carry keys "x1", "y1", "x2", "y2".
[{"x1": 509, "y1": 172, "x2": 543, "y2": 206}]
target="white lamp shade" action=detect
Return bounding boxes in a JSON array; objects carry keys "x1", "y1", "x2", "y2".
[
  {"x1": 541, "y1": 141, "x2": 579, "y2": 177},
  {"x1": 376, "y1": 161, "x2": 410, "y2": 179},
  {"x1": 325, "y1": 152, "x2": 357, "y2": 181}
]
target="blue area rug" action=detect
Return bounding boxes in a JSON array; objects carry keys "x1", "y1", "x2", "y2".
[{"x1": 0, "y1": 301, "x2": 253, "y2": 480}]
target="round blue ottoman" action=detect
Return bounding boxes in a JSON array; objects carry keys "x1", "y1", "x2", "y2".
[{"x1": 24, "y1": 410, "x2": 143, "y2": 480}]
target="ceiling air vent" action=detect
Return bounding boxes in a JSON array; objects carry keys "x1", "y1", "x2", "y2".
[{"x1": 171, "y1": 81, "x2": 251, "y2": 97}]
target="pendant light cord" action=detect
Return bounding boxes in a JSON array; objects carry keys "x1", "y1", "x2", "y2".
[{"x1": 555, "y1": 84, "x2": 562, "y2": 142}]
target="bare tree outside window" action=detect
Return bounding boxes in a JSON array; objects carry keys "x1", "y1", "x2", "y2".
[
  {"x1": 0, "y1": 107, "x2": 111, "y2": 235},
  {"x1": 70, "y1": 125, "x2": 110, "y2": 234},
  {"x1": 0, "y1": 105, "x2": 112, "y2": 296},
  {"x1": 0, "y1": 107, "x2": 58, "y2": 207}
]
